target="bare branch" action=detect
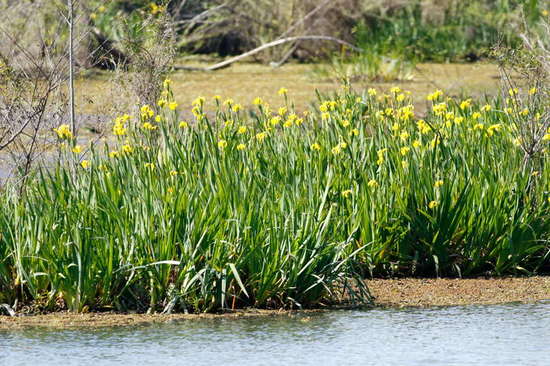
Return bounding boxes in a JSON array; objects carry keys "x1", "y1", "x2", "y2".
[{"x1": 175, "y1": 35, "x2": 362, "y2": 71}]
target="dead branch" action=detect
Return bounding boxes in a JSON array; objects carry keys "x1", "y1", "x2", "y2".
[{"x1": 174, "y1": 35, "x2": 362, "y2": 71}]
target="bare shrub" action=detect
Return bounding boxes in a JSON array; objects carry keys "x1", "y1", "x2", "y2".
[
  {"x1": 0, "y1": 0, "x2": 177, "y2": 180},
  {"x1": 175, "y1": 0, "x2": 382, "y2": 62},
  {"x1": 0, "y1": 1, "x2": 72, "y2": 189},
  {"x1": 109, "y1": 10, "x2": 177, "y2": 115},
  {"x1": 496, "y1": 18, "x2": 549, "y2": 199}
]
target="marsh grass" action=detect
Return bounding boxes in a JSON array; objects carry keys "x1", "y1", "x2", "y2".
[
  {"x1": 354, "y1": 0, "x2": 546, "y2": 63},
  {"x1": 0, "y1": 82, "x2": 548, "y2": 313},
  {"x1": 312, "y1": 49, "x2": 415, "y2": 84},
  {"x1": 87, "y1": 1, "x2": 545, "y2": 64}
]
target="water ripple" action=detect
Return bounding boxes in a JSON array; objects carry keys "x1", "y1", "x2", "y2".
[{"x1": 1, "y1": 303, "x2": 549, "y2": 366}]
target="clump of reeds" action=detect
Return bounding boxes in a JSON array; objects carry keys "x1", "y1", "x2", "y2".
[{"x1": 0, "y1": 78, "x2": 548, "y2": 313}]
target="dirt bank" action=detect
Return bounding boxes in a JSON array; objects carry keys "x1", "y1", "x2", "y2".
[
  {"x1": 0, "y1": 308, "x2": 321, "y2": 330},
  {"x1": 366, "y1": 276, "x2": 550, "y2": 308},
  {"x1": 1, "y1": 276, "x2": 548, "y2": 329}
]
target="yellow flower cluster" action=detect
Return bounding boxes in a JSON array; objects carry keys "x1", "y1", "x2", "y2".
[
  {"x1": 390, "y1": 86, "x2": 401, "y2": 94},
  {"x1": 341, "y1": 189, "x2": 353, "y2": 198},
  {"x1": 142, "y1": 122, "x2": 157, "y2": 130},
  {"x1": 486, "y1": 124, "x2": 502, "y2": 137},
  {"x1": 481, "y1": 104, "x2": 491, "y2": 112},
  {"x1": 54, "y1": 124, "x2": 73, "y2": 140},
  {"x1": 428, "y1": 201, "x2": 439, "y2": 209},
  {"x1": 77, "y1": 85, "x2": 550, "y2": 207},
  {"x1": 149, "y1": 2, "x2": 164, "y2": 15},
  {"x1": 376, "y1": 148, "x2": 388, "y2": 165},
  {"x1": 270, "y1": 116, "x2": 281, "y2": 126},
  {"x1": 253, "y1": 97, "x2": 264, "y2": 106},
  {"x1": 256, "y1": 131, "x2": 268, "y2": 142},
  {"x1": 460, "y1": 99, "x2": 472, "y2": 110},
  {"x1": 122, "y1": 144, "x2": 133, "y2": 154},
  {"x1": 426, "y1": 90, "x2": 443, "y2": 101},
  {"x1": 319, "y1": 100, "x2": 337, "y2": 113},
  {"x1": 168, "y1": 101, "x2": 178, "y2": 111},
  {"x1": 416, "y1": 120, "x2": 431, "y2": 134},
  {"x1": 193, "y1": 97, "x2": 206, "y2": 107},
  {"x1": 311, "y1": 143, "x2": 321, "y2": 151},
  {"x1": 432, "y1": 103, "x2": 447, "y2": 115},
  {"x1": 218, "y1": 140, "x2": 228, "y2": 150},
  {"x1": 396, "y1": 105, "x2": 414, "y2": 121},
  {"x1": 141, "y1": 105, "x2": 154, "y2": 119},
  {"x1": 331, "y1": 142, "x2": 347, "y2": 155},
  {"x1": 113, "y1": 114, "x2": 131, "y2": 136}
]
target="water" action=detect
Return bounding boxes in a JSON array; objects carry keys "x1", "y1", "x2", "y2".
[{"x1": 1, "y1": 303, "x2": 549, "y2": 366}]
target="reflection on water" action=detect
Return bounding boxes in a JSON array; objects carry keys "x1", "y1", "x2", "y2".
[{"x1": 1, "y1": 302, "x2": 549, "y2": 366}]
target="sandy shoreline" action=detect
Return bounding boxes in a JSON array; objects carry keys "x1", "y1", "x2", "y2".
[{"x1": 1, "y1": 276, "x2": 548, "y2": 329}]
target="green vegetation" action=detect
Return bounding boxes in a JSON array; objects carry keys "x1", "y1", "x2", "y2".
[
  {"x1": 86, "y1": 0, "x2": 549, "y2": 63},
  {"x1": 0, "y1": 1, "x2": 549, "y2": 316},
  {"x1": 0, "y1": 83, "x2": 548, "y2": 313},
  {"x1": 353, "y1": 0, "x2": 547, "y2": 63},
  {"x1": 313, "y1": 1, "x2": 548, "y2": 83}
]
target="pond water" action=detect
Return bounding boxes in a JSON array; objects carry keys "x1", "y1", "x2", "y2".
[{"x1": 1, "y1": 302, "x2": 549, "y2": 366}]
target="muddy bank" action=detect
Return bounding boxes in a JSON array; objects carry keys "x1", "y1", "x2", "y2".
[
  {"x1": 366, "y1": 276, "x2": 550, "y2": 308},
  {"x1": 1, "y1": 276, "x2": 548, "y2": 329},
  {"x1": 0, "y1": 309, "x2": 327, "y2": 330}
]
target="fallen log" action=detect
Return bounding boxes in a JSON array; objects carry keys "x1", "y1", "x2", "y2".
[{"x1": 173, "y1": 35, "x2": 362, "y2": 72}]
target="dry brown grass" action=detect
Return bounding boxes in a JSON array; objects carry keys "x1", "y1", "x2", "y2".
[{"x1": 76, "y1": 62, "x2": 502, "y2": 118}]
